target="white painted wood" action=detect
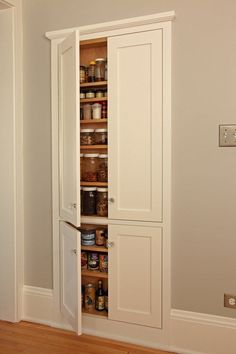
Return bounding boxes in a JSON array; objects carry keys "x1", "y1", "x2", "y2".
[
  {"x1": 45, "y1": 11, "x2": 175, "y2": 40},
  {"x1": 109, "y1": 224, "x2": 162, "y2": 328},
  {"x1": 0, "y1": 4, "x2": 23, "y2": 322},
  {"x1": 108, "y1": 30, "x2": 163, "y2": 222},
  {"x1": 60, "y1": 222, "x2": 81, "y2": 334},
  {"x1": 58, "y1": 31, "x2": 80, "y2": 226}
]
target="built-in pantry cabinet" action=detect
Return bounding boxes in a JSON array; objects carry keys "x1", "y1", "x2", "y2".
[{"x1": 46, "y1": 12, "x2": 173, "y2": 339}]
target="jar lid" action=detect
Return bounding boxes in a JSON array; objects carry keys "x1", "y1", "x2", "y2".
[
  {"x1": 89, "y1": 61, "x2": 96, "y2": 65},
  {"x1": 92, "y1": 103, "x2": 102, "y2": 107},
  {"x1": 98, "y1": 154, "x2": 108, "y2": 158},
  {"x1": 97, "y1": 188, "x2": 108, "y2": 192},
  {"x1": 81, "y1": 129, "x2": 94, "y2": 133},
  {"x1": 95, "y1": 128, "x2": 107, "y2": 133},
  {"x1": 95, "y1": 58, "x2": 105, "y2": 62},
  {"x1": 82, "y1": 187, "x2": 97, "y2": 191},
  {"x1": 84, "y1": 153, "x2": 99, "y2": 158},
  {"x1": 85, "y1": 283, "x2": 95, "y2": 288}
]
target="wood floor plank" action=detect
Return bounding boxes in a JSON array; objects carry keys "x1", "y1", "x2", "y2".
[{"x1": 0, "y1": 321, "x2": 176, "y2": 354}]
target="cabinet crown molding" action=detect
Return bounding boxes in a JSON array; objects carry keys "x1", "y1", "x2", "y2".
[{"x1": 45, "y1": 11, "x2": 175, "y2": 40}]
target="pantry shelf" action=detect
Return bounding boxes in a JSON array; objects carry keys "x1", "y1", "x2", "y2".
[
  {"x1": 80, "y1": 181, "x2": 108, "y2": 187},
  {"x1": 80, "y1": 81, "x2": 107, "y2": 88},
  {"x1": 81, "y1": 269, "x2": 108, "y2": 279},
  {"x1": 82, "y1": 308, "x2": 108, "y2": 317},
  {"x1": 80, "y1": 97, "x2": 107, "y2": 103},
  {"x1": 80, "y1": 119, "x2": 107, "y2": 124},
  {"x1": 80, "y1": 145, "x2": 107, "y2": 150},
  {"x1": 81, "y1": 216, "x2": 108, "y2": 225},
  {"x1": 81, "y1": 245, "x2": 108, "y2": 253}
]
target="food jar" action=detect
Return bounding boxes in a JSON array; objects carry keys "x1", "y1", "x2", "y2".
[
  {"x1": 82, "y1": 104, "x2": 92, "y2": 120},
  {"x1": 96, "y1": 188, "x2": 108, "y2": 217},
  {"x1": 84, "y1": 283, "x2": 95, "y2": 310},
  {"x1": 95, "y1": 129, "x2": 107, "y2": 145},
  {"x1": 80, "y1": 92, "x2": 85, "y2": 99},
  {"x1": 92, "y1": 103, "x2": 102, "y2": 119},
  {"x1": 86, "y1": 90, "x2": 95, "y2": 99},
  {"x1": 81, "y1": 226, "x2": 96, "y2": 240},
  {"x1": 99, "y1": 254, "x2": 108, "y2": 273},
  {"x1": 101, "y1": 102, "x2": 107, "y2": 119},
  {"x1": 81, "y1": 252, "x2": 88, "y2": 270},
  {"x1": 82, "y1": 153, "x2": 98, "y2": 182},
  {"x1": 88, "y1": 61, "x2": 96, "y2": 82},
  {"x1": 80, "y1": 65, "x2": 86, "y2": 83},
  {"x1": 95, "y1": 227, "x2": 107, "y2": 246},
  {"x1": 80, "y1": 129, "x2": 95, "y2": 145},
  {"x1": 88, "y1": 252, "x2": 99, "y2": 271},
  {"x1": 95, "y1": 58, "x2": 105, "y2": 81},
  {"x1": 82, "y1": 187, "x2": 97, "y2": 215},
  {"x1": 80, "y1": 153, "x2": 84, "y2": 181},
  {"x1": 95, "y1": 90, "x2": 103, "y2": 98},
  {"x1": 97, "y1": 154, "x2": 108, "y2": 182}
]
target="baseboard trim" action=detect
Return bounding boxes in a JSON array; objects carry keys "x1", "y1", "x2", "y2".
[{"x1": 170, "y1": 309, "x2": 236, "y2": 354}]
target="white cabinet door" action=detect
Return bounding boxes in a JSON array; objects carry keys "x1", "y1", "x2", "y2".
[
  {"x1": 109, "y1": 224, "x2": 162, "y2": 328},
  {"x1": 58, "y1": 31, "x2": 80, "y2": 226},
  {"x1": 108, "y1": 30, "x2": 163, "y2": 222},
  {"x1": 60, "y1": 222, "x2": 81, "y2": 334}
]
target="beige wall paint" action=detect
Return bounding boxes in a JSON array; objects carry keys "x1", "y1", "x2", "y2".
[{"x1": 22, "y1": 0, "x2": 236, "y2": 318}]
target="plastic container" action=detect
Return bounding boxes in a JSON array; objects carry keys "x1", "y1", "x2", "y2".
[
  {"x1": 97, "y1": 154, "x2": 108, "y2": 182},
  {"x1": 92, "y1": 103, "x2": 102, "y2": 119},
  {"x1": 96, "y1": 188, "x2": 108, "y2": 217},
  {"x1": 95, "y1": 129, "x2": 107, "y2": 145},
  {"x1": 80, "y1": 129, "x2": 95, "y2": 145},
  {"x1": 82, "y1": 153, "x2": 98, "y2": 182},
  {"x1": 82, "y1": 187, "x2": 97, "y2": 215},
  {"x1": 95, "y1": 58, "x2": 105, "y2": 81},
  {"x1": 82, "y1": 104, "x2": 92, "y2": 120}
]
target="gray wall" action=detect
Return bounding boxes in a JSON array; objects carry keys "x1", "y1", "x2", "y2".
[{"x1": 23, "y1": 0, "x2": 236, "y2": 317}]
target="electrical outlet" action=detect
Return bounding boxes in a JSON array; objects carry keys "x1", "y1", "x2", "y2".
[
  {"x1": 219, "y1": 125, "x2": 236, "y2": 147},
  {"x1": 224, "y1": 294, "x2": 236, "y2": 309}
]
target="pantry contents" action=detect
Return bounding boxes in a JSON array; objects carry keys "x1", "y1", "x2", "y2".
[
  {"x1": 88, "y1": 252, "x2": 99, "y2": 271},
  {"x1": 80, "y1": 65, "x2": 86, "y2": 83},
  {"x1": 99, "y1": 254, "x2": 108, "y2": 273},
  {"x1": 81, "y1": 251, "x2": 88, "y2": 270},
  {"x1": 84, "y1": 283, "x2": 96, "y2": 310},
  {"x1": 82, "y1": 104, "x2": 92, "y2": 120},
  {"x1": 88, "y1": 61, "x2": 96, "y2": 82},
  {"x1": 81, "y1": 226, "x2": 96, "y2": 246},
  {"x1": 92, "y1": 103, "x2": 102, "y2": 119},
  {"x1": 80, "y1": 129, "x2": 95, "y2": 145},
  {"x1": 95, "y1": 227, "x2": 107, "y2": 246},
  {"x1": 96, "y1": 280, "x2": 105, "y2": 311},
  {"x1": 105, "y1": 289, "x2": 108, "y2": 311},
  {"x1": 82, "y1": 154, "x2": 98, "y2": 182},
  {"x1": 94, "y1": 129, "x2": 107, "y2": 145},
  {"x1": 96, "y1": 188, "x2": 108, "y2": 217},
  {"x1": 82, "y1": 280, "x2": 108, "y2": 313},
  {"x1": 97, "y1": 154, "x2": 108, "y2": 182},
  {"x1": 95, "y1": 58, "x2": 105, "y2": 81},
  {"x1": 82, "y1": 187, "x2": 97, "y2": 215},
  {"x1": 81, "y1": 250, "x2": 108, "y2": 273}
]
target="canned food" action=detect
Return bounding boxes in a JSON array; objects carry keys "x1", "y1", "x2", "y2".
[
  {"x1": 99, "y1": 254, "x2": 108, "y2": 273},
  {"x1": 84, "y1": 283, "x2": 95, "y2": 310},
  {"x1": 81, "y1": 239, "x2": 95, "y2": 246},
  {"x1": 96, "y1": 227, "x2": 106, "y2": 246},
  {"x1": 81, "y1": 227, "x2": 96, "y2": 240},
  {"x1": 81, "y1": 252, "x2": 88, "y2": 270},
  {"x1": 88, "y1": 252, "x2": 99, "y2": 271}
]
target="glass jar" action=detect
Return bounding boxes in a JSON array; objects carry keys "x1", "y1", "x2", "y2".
[
  {"x1": 95, "y1": 129, "x2": 107, "y2": 145},
  {"x1": 92, "y1": 103, "x2": 102, "y2": 119},
  {"x1": 82, "y1": 187, "x2": 97, "y2": 215},
  {"x1": 82, "y1": 104, "x2": 92, "y2": 120},
  {"x1": 95, "y1": 58, "x2": 105, "y2": 81},
  {"x1": 96, "y1": 187, "x2": 108, "y2": 217},
  {"x1": 80, "y1": 65, "x2": 86, "y2": 83},
  {"x1": 95, "y1": 90, "x2": 103, "y2": 98},
  {"x1": 80, "y1": 153, "x2": 84, "y2": 181},
  {"x1": 84, "y1": 283, "x2": 95, "y2": 310},
  {"x1": 86, "y1": 90, "x2": 95, "y2": 99},
  {"x1": 88, "y1": 61, "x2": 96, "y2": 82},
  {"x1": 97, "y1": 154, "x2": 108, "y2": 182},
  {"x1": 82, "y1": 153, "x2": 98, "y2": 181},
  {"x1": 80, "y1": 129, "x2": 95, "y2": 145}
]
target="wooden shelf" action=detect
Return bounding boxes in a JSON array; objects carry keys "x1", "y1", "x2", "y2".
[
  {"x1": 81, "y1": 245, "x2": 108, "y2": 253},
  {"x1": 80, "y1": 119, "x2": 107, "y2": 124},
  {"x1": 80, "y1": 37, "x2": 107, "y2": 48},
  {"x1": 80, "y1": 145, "x2": 107, "y2": 150},
  {"x1": 81, "y1": 216, "x2": 108, "y2": 225},
  {"x1": 80, "y1": 81, "x2": 107, "y2": 88},
  {"x1": 80, "y1": 181, "x2": 108, "y2": 187},
  {"x1": 82, "y1": 269, "x2": 108, "y2": 279},
  {"x1": 82, "y1": 308, "x2": 108, "y2": 317},
  {"x1": 80, "y1": 97, "x2": 107, "y2": 103}
]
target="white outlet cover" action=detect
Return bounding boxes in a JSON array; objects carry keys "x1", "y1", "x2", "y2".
[
  {"x1": 229, "y1": 298, "x2": 236, "y2": 306},
  {"x1": 219, "y1": 124, "x2": 236, "y2": 147}
]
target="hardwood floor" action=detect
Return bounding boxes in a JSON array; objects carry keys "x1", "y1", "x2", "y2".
[{"x1": 0, "y1": 321, "x2": 176, "y2": 354}]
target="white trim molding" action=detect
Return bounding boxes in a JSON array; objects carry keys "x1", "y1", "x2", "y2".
[{"x1": 170, "y1": 309, "x2": 236, "y2": 354}]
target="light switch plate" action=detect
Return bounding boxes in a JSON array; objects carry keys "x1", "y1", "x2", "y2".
[{"x1": 219, "y1": 125, "x2": 236, "y2": 147}]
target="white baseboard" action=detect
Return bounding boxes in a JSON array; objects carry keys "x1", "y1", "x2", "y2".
[
  {"x1": 22, "y1": 286, "x2": 236, "y2": 354},
  {"x1": 170, "y1": 309, "x2": 236, "y2": 354}
]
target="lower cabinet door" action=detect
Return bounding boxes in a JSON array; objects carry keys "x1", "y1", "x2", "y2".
[
  {"x1": 60, "y1": 221, "x2": 81, "y2": 334},
  {"x1": 109, "y1": 224, "x2": 162, "y2": 328}
]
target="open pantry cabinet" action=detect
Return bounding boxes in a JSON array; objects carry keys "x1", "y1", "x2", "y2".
[{"x1": 46, "y1": 11, "x2": 173, "y2": 344}]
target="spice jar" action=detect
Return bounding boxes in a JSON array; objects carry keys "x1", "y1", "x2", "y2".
[
  {"x1": 97, "y1": 154, "x2": 108, "y2": 182},
  {"x1": 95, "y1": 58, "x2": 105, "y2": 81},
  {"x1": 88, "y1": 61, "x2": 96, "y2": 82},
  {"x1": 92, "y1": 103, "x2": 102, "y2": 119},
  {"x1": 80, "y1": 129, "x2": 95, "y2": 145},
  {"x1": 80, "y1": 92, "x2": 86, "y2": 99},
  {"x1": 96, "y1": 188, "x2": 108, "y2": 217},
  {"x1": 95, "y1": 129, "x2": 107, "y2": 145},
  {"x1": 84, "y1": 283, "x2": 95, "y2": 310},
  {"x1": 82, "y1": 187, "x2": 97, "y2": 215},
  {"x1": 82, "y1": 104, "x2": 92, "y2": 120},
  {"x1": 86, "y1": 90, "x2": 95, "y2": 99},
  {"x1": 95, "y1": 90, "x2": 103, "y2": 98},
  {"x1": 82, "y1": 154, "x2": 98, "y2": 182},
  {"x1": 80, "y1": 65, "x2": 86, "y2": 83}
]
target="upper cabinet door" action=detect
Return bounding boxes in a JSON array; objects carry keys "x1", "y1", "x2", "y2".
[
  {"x1": 58, "y1": 31, "x2": 80, "y2": 226},
  {"x1": 60, "y1": 222, "x2": 81, "y2": 334},
  {"x1": 108, "y1": 30, "x2": 163, "y2": 222}
]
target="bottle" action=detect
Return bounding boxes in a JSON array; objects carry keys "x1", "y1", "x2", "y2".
[{"x1": 95, "y1": 280, "x2": 105, "y2": 311}]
